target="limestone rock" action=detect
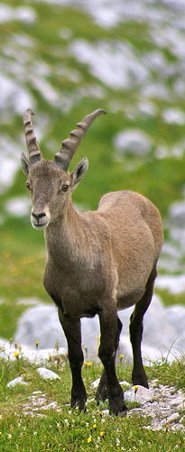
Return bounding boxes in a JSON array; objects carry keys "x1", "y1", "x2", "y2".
[
  {"x1": 14, "y1": 294, "x2": 185, "y2": 363},
  {"x1": 124, "y1": 385, "x2": 154, "y2": 403},
  {"x1": 7, "y1": 376, "x2": 28, "y2": 388},
  {"x1": 36, "y1": 367, "x2": 60, "y2": 380},
  {"x1": 114, "y1": 129, "x2": 152, "y2": 156}
]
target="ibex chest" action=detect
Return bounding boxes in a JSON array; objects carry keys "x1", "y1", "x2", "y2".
[{"x1": 43, "y1": 256, "x2": 108, "y2": 317}]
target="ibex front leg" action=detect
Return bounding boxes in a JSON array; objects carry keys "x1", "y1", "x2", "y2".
[
  {"x1": 98, "y1": 307, "x2": 127, "y2": 415},
  {"x1": 58, "y1": 309, "x2": 87, "y2": 411},
  {"x1": 96, "y1": 316, "x2": 122, "y2": 404}
]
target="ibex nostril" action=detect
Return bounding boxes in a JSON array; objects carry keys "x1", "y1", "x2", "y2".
[{"x1": 32, "y1": 211, "x2": 46, "y2": 221}]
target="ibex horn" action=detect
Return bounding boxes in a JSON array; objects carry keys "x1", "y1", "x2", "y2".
[
  {"x1": 54, "y1": 109, "x2": 106, "y2": 170},
  {"x1": 23, "y1": 109, "x2": 42, "y2": 164}
]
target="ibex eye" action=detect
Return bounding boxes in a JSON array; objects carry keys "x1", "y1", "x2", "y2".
[
  {"x1": 62, "y1": 184, "x2": 69, "y2": 192},
  {"x1": 26, "y1": 181, "x2": 31, "y2": 190}
]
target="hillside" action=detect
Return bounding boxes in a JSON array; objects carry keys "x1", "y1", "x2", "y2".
[{"x1": 0, "y1": 1, "x2": 185, "y2": 338}]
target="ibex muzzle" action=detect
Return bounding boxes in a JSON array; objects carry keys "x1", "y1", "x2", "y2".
[
  {"x1": 31, "y1": 206, "x2": 51, "y2": 229},
  {"x1": 21, "y1": 108, "x2": 163, "y2": 416}
]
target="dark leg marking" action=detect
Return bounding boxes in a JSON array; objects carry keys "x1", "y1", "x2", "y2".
[
  {"x1": 129, "y1": 266, "x2": 157, "y2": 388},
  {"x1": 95, "y1": 316, "x2": 122, "y2": 404},
  {"x1": 98, "y1": 308, "x2": 126, "y2": 415},
  {"x1": 58, "y1": 308, "x2": 87, "y2": 411}
]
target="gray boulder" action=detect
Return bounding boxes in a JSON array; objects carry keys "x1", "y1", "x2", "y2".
[
  {"x1": 15, "y1": 303, "x2": 100, "y2": 360},
  {"x1": 113, "y1": 129, "x2": 152, "y2": 156},
  {"x1": 15, "y1": 304, "x2": 67, "y2": 350},
  {"x1": 169, "y1": 200, "x2": 185, "y2": 227},
  {"x1": 166, "y1": 304, "x2": 185, "y2": 339},
  {"x1": 14, "y1": 294, "x2": 185, "y2": 363}
]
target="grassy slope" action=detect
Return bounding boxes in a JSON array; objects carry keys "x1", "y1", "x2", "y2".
[
  {"x1": 0, "y1": 358, "x2": 185, "y2": 451},
  {"x1": 0, "y1": 4, "x2": 185, "y2": 448}
]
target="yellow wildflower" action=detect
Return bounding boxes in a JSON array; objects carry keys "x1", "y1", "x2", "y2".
[
  {"x1": 35, "y1": 340, "x2": 39, "y2": 349},
  {"x1": 84, "y1": 361, "x2": 93, "y2": 367},
  {"x1": 133, "y1": 385, "x2": 139, "y2": 393},
  {"x1": 87, "y1": 436, "x2": 92, "y2": 443},
  {"x1": 99, "y1": 431, "x2": 105, "y2": 438}
]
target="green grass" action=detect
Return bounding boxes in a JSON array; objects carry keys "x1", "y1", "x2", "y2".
[
  {"x1": 156, "y1": 289, "x2": 185, "y2": 307},
  {"x1": 0, "y1": 359, "x2": 185, "y2": 451},
  {"x1": 0, "y1": 219, "x2": 47, "y2": 301}
]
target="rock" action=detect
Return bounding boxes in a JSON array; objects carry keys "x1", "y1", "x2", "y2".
[
  {"x1": 118, "y1": 333, "x2": 165, "y2": 365},
  {"x1": 158, "y1": 241, "x2": 183, "y2": 273},
  {"x1": 124, "y1": 385, "x2": 154, "y2": 404},
  {"x1": 141, "y1": 295, "x2": 183, "y2": 354},
  {"x1": 118, "y1": 294, "x2": 185, "y2": 360},
  {"x1": 22, "y1": 346, "x2": 67, "y2": 364},
  {"x1": 170, "y1": 227, "x2": 185, "y2": 248},
  {"x1": 166, "y1": 304, "x2": 185, "y2": 338},
  {"x1": 14, "y1": 294, "x2": 185, "y2": 363},
  {"x1": 81, "y1": 316, "x2": 100, "y2": 361},
  {"x1": 7, "y1": 376, "x2": 28, "y2": 388},
  {"x1": 91, "y1": 377, "x2": 130, "y2": 391},
  {"x1": 91, "y1": 378, "x2": 100, "y2": 389},
  {"x1": 120, "y1": 380, "x2": 130, "y2": 388},
  {"x1": 22, "y1": 391, "x2": 61, "y2": 417},
  {"x1": 172, "y1": 424, "x2": 184, "y2": 431},
  {"x1": 14, "y1": 304, "x2": 66, "y2": 350},
  {"x1": 156, "y1": 274, "x2": 185, "y2": 295},
  {"x1": 162, "y1": 108, "x2": 185, "y2": 125},
  {"x1": 113, "y1": 129, "x2": 152, "y2": 156},
  {"x1": 0, "y1": 337, "x2": 9, "y2": 348},
  {"x1": 5, "y1": 196, "x2": 31, "y2": 217},
  {"x1": 70, "y1": 40, "x2": 148, "y2": 90},
  {"x1": 15, "y1": 304, "x2": 100, "y2": 361},
  {"x1": 126, "y1": 381, "x2": 185, "y2": 432},
  {"x1": 169, "y1": 395, "x2": 184, "y2": 408},
  {"x1": 1, "y1": 342, "x2": 67, "y2": 364},
  {"x1": 36, "y1": 367, "x2": 60, "y2": 380},
  {"x1": 169, "y1": 200, "x2": 185, "y2": 227},
  {"x1": 16, "y1": 297, "x2": 41, "y2": 306},
  {"x1": 167, "y1": 412, "x2": 180, "y2": 424}
]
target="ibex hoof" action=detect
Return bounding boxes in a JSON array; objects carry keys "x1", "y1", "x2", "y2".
[
  {"x1": 95, "y1": 386, "x2": 109, "y2": 404},
  {"x1": 71, "y1": 397, "x2": 86, "y2": 412},
  {"x1": 109, "y1": 392, "x2": 127, "y2": 416}
]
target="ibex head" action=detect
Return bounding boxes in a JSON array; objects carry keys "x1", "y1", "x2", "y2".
[{"x1": 21, "y1": 109, "x2": 106, "y2": 229}]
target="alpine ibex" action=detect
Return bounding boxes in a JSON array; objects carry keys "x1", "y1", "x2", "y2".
[{"x1": 21, "y1": 108, "x2": 163, "y2": 415}]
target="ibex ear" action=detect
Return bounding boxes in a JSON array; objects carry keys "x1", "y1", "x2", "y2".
[
  {"x1": 71, "y1": 158, "x2": 89, "y2": 191},
  {"x1": 21, "y1": 152, "x2": 30, "y2": 176}
]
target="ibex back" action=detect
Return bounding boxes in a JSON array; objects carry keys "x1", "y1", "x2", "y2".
[{"x1": 21, "y1": 109, "x2": 163, "y2": 415}]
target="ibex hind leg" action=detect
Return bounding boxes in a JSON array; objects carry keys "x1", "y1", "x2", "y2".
[
  {"x1": 129, "y1": 265, "x2": 157, "y2": 388},
  {"x1": 95, "y1": 316, "x2": 122, "y2": 404}
]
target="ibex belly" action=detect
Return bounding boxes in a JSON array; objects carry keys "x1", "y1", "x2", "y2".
[{"x1": 117, "y1": 287, "x2": 145, "y2": 310}]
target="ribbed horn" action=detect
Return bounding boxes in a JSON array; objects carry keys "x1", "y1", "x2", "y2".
[
  {"x1": 23, "y1": 109, "x2": 42, "y2": 164},
  {"x1": 54, "y1": 109, "x2": 106, "y2": 170}
]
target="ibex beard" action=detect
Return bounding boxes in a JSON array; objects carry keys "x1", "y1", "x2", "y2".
[{"x1": 21, "y1": 108, "x2": 163, "y2": 416}]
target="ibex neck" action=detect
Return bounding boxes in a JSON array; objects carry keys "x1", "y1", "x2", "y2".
[{"x1": 45, "y1": 200, "x2": 86, "y2": 265}]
